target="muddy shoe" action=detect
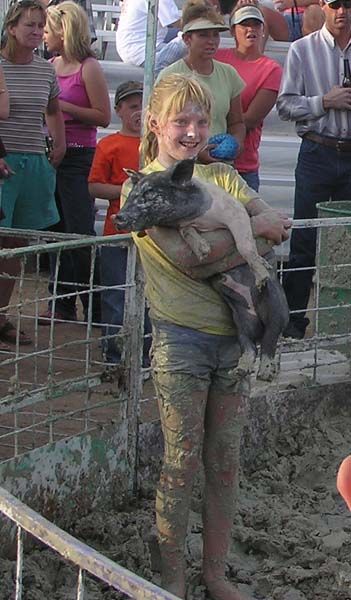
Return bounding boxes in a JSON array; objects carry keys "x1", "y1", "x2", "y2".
[
  {"x1": 283, "y1": 317, "x2": 309, "y2": 340},
  {"x1": 0, "y1": 321, "x2": 32, "y2": 345}
]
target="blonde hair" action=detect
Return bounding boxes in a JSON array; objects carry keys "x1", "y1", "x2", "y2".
[
  {"x1": 141, "y1": 74, "x2": 212, "y2": 166},
  {"x1": 182, "y1": 0, "x2": 225, "y2": 28},
  {"x1": 46, "y1": 0, "x2": 94, "y2": 62},
  {"x1": 2, "y1": 0, "x2": 46, "y2": 60}
]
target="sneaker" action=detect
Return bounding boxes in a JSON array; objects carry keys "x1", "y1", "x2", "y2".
[
  {"x1": 283, "y1": 318, "x2": 309, "y2": 340},
  {"x1": 38, "y1": 310, "x2": 77, "y2": 326}
]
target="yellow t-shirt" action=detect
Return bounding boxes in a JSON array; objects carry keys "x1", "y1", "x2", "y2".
[{"x1": 121, "y1": 159, "x2": 259, "y2": 336}]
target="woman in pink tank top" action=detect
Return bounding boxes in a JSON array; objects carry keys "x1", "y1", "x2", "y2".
[{"x1": 41, "y1": 0, "x2": 110, "y2": 325}]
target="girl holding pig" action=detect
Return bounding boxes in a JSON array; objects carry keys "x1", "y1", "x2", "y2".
[{"x1": 121, "y1": 73, "x2": 291, "y2": 599}]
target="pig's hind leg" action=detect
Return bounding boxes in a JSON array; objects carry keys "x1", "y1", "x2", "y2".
[
  {"x1": 253, "y1": 278, "x2": 289, "y2": 382},
  {"x1": 211, "y1": 271, "x2": 262, "y2": 378}
]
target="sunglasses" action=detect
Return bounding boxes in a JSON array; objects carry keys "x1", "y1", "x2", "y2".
[{"x1": 328, "y1": 0, "x2": 351, "y2": 9}]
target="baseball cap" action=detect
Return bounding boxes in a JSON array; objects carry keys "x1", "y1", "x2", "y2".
[
  {"x1": 230, "y1": 6, "x2": 265, "y2": 26},
  {"x1": 183, "y1": 17, "x2": 229, "y2": 33},
  {"x1": 115, "y1": 81, "x2": 143, "y2": 106}
]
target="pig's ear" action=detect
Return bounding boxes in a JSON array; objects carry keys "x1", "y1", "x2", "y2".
[
  {"x1": 169, "y1": 159, "x2": 195, "y2": 184},
  {"x1": 123, "y1": 168, "x2": 143, "y2": 185}
]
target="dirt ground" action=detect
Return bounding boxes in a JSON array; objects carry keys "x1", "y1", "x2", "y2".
[
  {"x1": 1, "y1": 391, "x2": 351, "y2": 600},
  {"x1": 1, "y1": 268, "x2": 351, "y2": 599}
]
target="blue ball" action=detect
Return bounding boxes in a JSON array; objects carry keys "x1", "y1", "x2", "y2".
[{"x1": 209, "y1": 134, "x2": 239, "y2": 161}]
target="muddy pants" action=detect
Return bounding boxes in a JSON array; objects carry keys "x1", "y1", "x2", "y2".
[{"x1": 151, "y1": 320, "x2": 250, "y2": 590}]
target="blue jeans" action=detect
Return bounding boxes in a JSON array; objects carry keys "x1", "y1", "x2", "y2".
[
  {"x1": 283, "y1": 138, "x2": 351, "y2": 333},
  {"x1": 239, "y1": 170, "x2": 260, "y2": 192},
  {"x1": 140, "y1": 32, "x2": 186, "y2": 76},
  {"x1": 100, "y1": 244, "x2": 152, "y2": 363},
  {"x1": 48, "y1": 148, "x2": 100, "y2": 319}
]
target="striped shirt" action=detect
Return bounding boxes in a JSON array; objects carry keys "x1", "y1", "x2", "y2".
[
  {"x1": 0, "y1": 54, "x2": 60, "y2": 154},
  {"x1": 277, "y1": 24, "x2": 351, "y2": 139}
]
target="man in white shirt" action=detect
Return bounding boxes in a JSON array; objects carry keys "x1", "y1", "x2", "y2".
[
  {"x1": 277, "y1": 0, "x2": 351, "y2": 338},
  {"x1": 116, "y1": 0, "x2": 186, "y2": 74}
]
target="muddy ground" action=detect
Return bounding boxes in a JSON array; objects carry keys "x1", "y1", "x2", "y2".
[{"x1": 1, "y1": 395, "x2": 351, "y2": 600}]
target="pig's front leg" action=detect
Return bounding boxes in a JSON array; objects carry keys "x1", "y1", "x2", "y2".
[
  {"x1": 225, "y1": 211, "x2": 272, "y2": 290},
  {"x1": 179, "y1": 226, "x2": 211, "y2": 261}
]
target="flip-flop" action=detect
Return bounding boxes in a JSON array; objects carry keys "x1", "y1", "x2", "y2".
[{"x1": 0, "y1": 321, "x2": 32, "y2": 345}]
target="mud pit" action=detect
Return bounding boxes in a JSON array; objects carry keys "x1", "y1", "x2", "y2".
[{"x1": 1, "y1": 388, "x2": 351, "y2": 600}]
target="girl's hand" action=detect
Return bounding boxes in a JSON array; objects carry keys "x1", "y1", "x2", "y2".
[
  {"x1": 251, "y1": 209, "x2": 292, "y2": 245},
  {"x1": 49, "y1": 144, "x2": 66, "y2": 168},
  {"x1": 197, "y1": 145, "x2": 220, "y2": 164}
]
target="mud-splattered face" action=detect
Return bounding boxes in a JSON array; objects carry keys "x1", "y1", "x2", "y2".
[{"x1": 152, "y1": 102, "x2": 210, "y2": 167}]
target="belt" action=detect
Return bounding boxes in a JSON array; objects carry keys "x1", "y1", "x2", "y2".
[
  {"x1": 304, "y1": 132, "x2": 351, "y2": 152},
  {"x1": 65, "y1": 146, "x2": 95, "y2": 156}
]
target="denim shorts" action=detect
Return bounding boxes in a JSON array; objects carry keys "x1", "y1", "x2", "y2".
[
  {"x1": 151, "y1": 320, "x2": 251, "y2": 398},
  {"x1": 0, "y1": 153, "x2": 58, "y2": 230}
]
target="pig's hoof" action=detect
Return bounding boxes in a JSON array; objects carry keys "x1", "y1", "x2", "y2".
[
  {"x1": 257, "y1": 356, "x2": 277, "y2": 382},
  {"x1": 236, "y1": 350, "x2": 256, "y2": 378},
  {"x1": 254, "y1": 259, "x2": 272, "y2": 290},
  {"x1": 255, "y1": 272, "x2": 269, "y2": 291},
  {"x1": 179, "y1": 226, "x2": 211, "y2": 261}
]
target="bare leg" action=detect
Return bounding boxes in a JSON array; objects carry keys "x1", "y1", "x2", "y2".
[
  {"x1": 0, "y1": 237, "x2": 23, "y2": 329},
  {"x1": 202, "y1": 390, "x2": 249, "y2": 600},
  {"x1": 154, "y1": 371, "x2": 208, "y2": 599}
]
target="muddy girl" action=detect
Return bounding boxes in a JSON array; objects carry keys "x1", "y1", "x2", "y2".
[
  {"x1": 120, "y1": 73, "x2": 291, "y2": 599},
  {"x1": 117, "y1": 158, "x2": 290, "y2": 381}
]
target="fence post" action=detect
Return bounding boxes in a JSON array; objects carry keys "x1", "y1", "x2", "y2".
[{"x1": 123, "y1": 244, "x2": 146, "y2": 495}]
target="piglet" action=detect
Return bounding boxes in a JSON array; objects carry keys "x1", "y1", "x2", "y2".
[{"x1": 115, "y1": 159, "x2": 289, "y2": 381}]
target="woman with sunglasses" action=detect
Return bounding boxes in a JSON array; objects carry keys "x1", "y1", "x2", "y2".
[
  {"x1": 0, "y1": 0, "x2": 65, "y2": 348},
  {"x1": 277, "y1": 0, "x2": 351, "y2": 340},
  {"x1": 216, "y1": 3, "x2": 282, "y2": 191}
]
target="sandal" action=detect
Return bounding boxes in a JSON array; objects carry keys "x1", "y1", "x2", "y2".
[{"x1": 0, "y1": 321, "x2": 32, "y2": 346}]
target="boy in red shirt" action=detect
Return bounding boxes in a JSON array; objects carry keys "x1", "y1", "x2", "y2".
[{"x1": 89, "y1": 81, "x2": 151, "y2": 363}]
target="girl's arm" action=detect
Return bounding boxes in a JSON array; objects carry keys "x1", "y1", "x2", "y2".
[
  {"x1": 226, "y1": 95, "x2": 246, "y2": 152},
  {"x1": 243, "y1": 89, "x2": 278, "y2": 131},
  {"x1": 88, "y1": 182, "x2": 122, "y2": 200},
  {"x1": 45, "y1": 96, "x2": 66, "y2": 168},
  {"x1": 59, "y1": 59, "x2": 111, "y2": 127},
  {"x1": 0, "y1": 65, "x2": 9, "y2": 120}
]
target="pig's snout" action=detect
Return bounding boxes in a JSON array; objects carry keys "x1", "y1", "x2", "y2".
[{"x1": 113, "y1": 211, "x2": 132, "y2": 232}]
